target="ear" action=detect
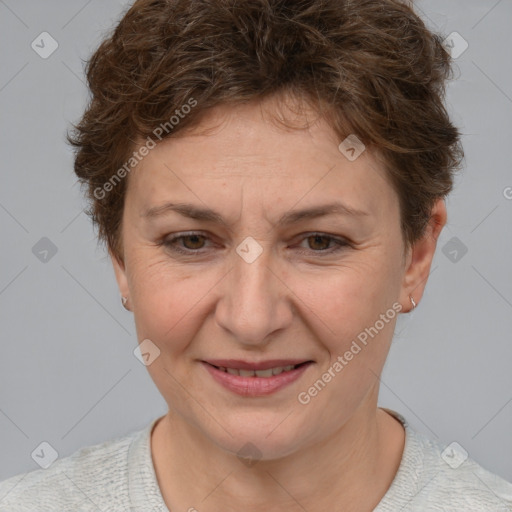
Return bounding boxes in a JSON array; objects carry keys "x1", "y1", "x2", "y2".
[
  {"x1": 110, "y1": 249, "x2": 130, "y2": 303},
  {"x1": 399, "y1": 198, "x2": 447, "y2": 312}
]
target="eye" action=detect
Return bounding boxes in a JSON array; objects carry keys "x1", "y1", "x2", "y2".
[
  {"x1": 161, "y1": 231, "x2": 350, "y2": 257},
  {"x1": 296, "y1": 233, "x2": 349, "y2": 255},
  {"x1": 162, "y1": 232, "x2": 211, "y2": 255}
]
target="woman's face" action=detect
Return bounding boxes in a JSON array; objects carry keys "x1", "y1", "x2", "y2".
[{"x1": 113, "y1": 97, "x2": 425, "y2": 459}]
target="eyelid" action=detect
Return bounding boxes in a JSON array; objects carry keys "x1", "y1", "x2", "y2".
[
  {"x1": 162, "y1": 231, "x2": 213, "y2": 254},
  {"x1": 162, "y1": 231, "x2": 350, "y2": 256},
  {"x1": 294, "y1": 232, "x2": 350, "y2": 254}
]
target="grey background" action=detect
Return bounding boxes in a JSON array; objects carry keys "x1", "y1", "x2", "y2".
[{"x1": 1, "y1": 0, "x2": 511, "y2": 485}]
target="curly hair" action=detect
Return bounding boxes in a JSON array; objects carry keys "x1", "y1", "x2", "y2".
[{"x1": 68, "y1": 0, "x2": 464, "y2": 262}]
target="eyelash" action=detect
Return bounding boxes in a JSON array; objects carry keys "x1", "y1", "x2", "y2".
[{"x1": 161, "y1": 232, "x2": 350, "y2": 256}]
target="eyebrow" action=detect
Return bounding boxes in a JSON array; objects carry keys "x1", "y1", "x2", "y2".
[{"x1": 141, "y1": 201, "x2": 369, "y2": 226}]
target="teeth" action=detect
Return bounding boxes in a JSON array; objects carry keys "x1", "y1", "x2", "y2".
[
  {"x1": 254, "y1": 368, "x2": 273, "y2": 377},
  {"x1": 216, "y1": 364, "x2": 301, "y2": 377}
]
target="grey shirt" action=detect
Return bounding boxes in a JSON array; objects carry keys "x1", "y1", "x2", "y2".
[{"x1": 1, "y1": 408, "x2": 511, "y2": 511}]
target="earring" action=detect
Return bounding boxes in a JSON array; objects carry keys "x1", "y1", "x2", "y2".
[
  {"x1": 121, "y1": 296, "x2": 130, "y2": 311},
  {"x1": 410, "y1": 295, "x2": 417, "y2": 310}
]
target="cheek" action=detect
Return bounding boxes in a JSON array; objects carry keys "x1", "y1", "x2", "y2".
[
  {"x1": 293, "y1": 254, "x2": 395, "y2": 336},
  {"x1": 295, "y1": 265, "x2": 399, "y2": 418},
  {"x1": 126, "y1": 252, "x2": 206, "y2": 346},
  {"x1": 289, "y1": 256, "x2": 401, "y2": 401}
]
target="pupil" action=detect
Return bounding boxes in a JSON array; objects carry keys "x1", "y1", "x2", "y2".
[
  {"x1": 185, "y1": 235, "x2": 204, "y2": 249},
  {"x1": 310, "y1": 235, "x2": 329, "y2": 250}
]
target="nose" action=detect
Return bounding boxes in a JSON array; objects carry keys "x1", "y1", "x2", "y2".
[{"x1": 214, "y1": 244, "x2": 293, "y2": 347}]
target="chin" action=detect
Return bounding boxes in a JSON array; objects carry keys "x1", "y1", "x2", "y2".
[{"x1": 199, "y1": 408, "x2": 318, "y2": 462}]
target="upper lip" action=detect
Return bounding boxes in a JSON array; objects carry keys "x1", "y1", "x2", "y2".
[{"x1": 203, "y1": 359, "x2": 313, "y2": 371}]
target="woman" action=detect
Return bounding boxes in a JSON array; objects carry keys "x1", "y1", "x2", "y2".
[{"x1": 1, "y1": 0, "x2": 511, "y2": 510}]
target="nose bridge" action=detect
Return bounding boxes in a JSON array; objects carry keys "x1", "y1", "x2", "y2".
[{"x1": 215, "y1": 242, "x2": 290, "y2": 345}]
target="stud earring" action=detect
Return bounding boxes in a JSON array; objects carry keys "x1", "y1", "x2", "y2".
[
  {"x1": 121, "y1": 296, "x2": 130, "y2": 311},
  {"x1": 410, "y1": 295, "x2": 417, "y2": 310}
]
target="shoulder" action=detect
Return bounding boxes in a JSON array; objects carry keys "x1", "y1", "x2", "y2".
[
  {"x1": 378, "y1": 408, "x2": 512, "y2": 511},
  {"x1": 0, "y1": 425, "x2": 146, "y2": 512},
  {"x1": 413, "y1": 430, "x2": 512, "y2": 510}
]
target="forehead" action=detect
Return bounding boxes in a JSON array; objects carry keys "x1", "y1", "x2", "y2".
[{"x1": 128, "y1": 99, "x2": 397, "y2": 223}]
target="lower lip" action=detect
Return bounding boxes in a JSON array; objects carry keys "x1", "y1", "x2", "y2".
[{"x1": 202, "y1": 362, "x2": 312, "y2": 397}]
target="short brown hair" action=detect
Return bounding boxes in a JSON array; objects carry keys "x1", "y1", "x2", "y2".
[{"x1": 68, "y1": 0, "x2": 464, "y2": 262}]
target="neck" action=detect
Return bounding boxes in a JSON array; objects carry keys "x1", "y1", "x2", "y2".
[{"x1": 151, "y1": 387, "x2": 405, "y2": 512}]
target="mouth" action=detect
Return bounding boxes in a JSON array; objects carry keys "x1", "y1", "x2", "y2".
[
  {"x1": 201, "y1": 359, "x2": 314, "y2": 396},
  {"x1": 206, "y1": 361, "x2": 310, "y2": 377}
]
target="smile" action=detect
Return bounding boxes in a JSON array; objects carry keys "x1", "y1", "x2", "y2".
[
  {"x1": 201, "y1": 360, "x2": 313, "y2": 396},
  {"x1": 213, "y1": 363, "x2": 302, "y2": 377}
]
